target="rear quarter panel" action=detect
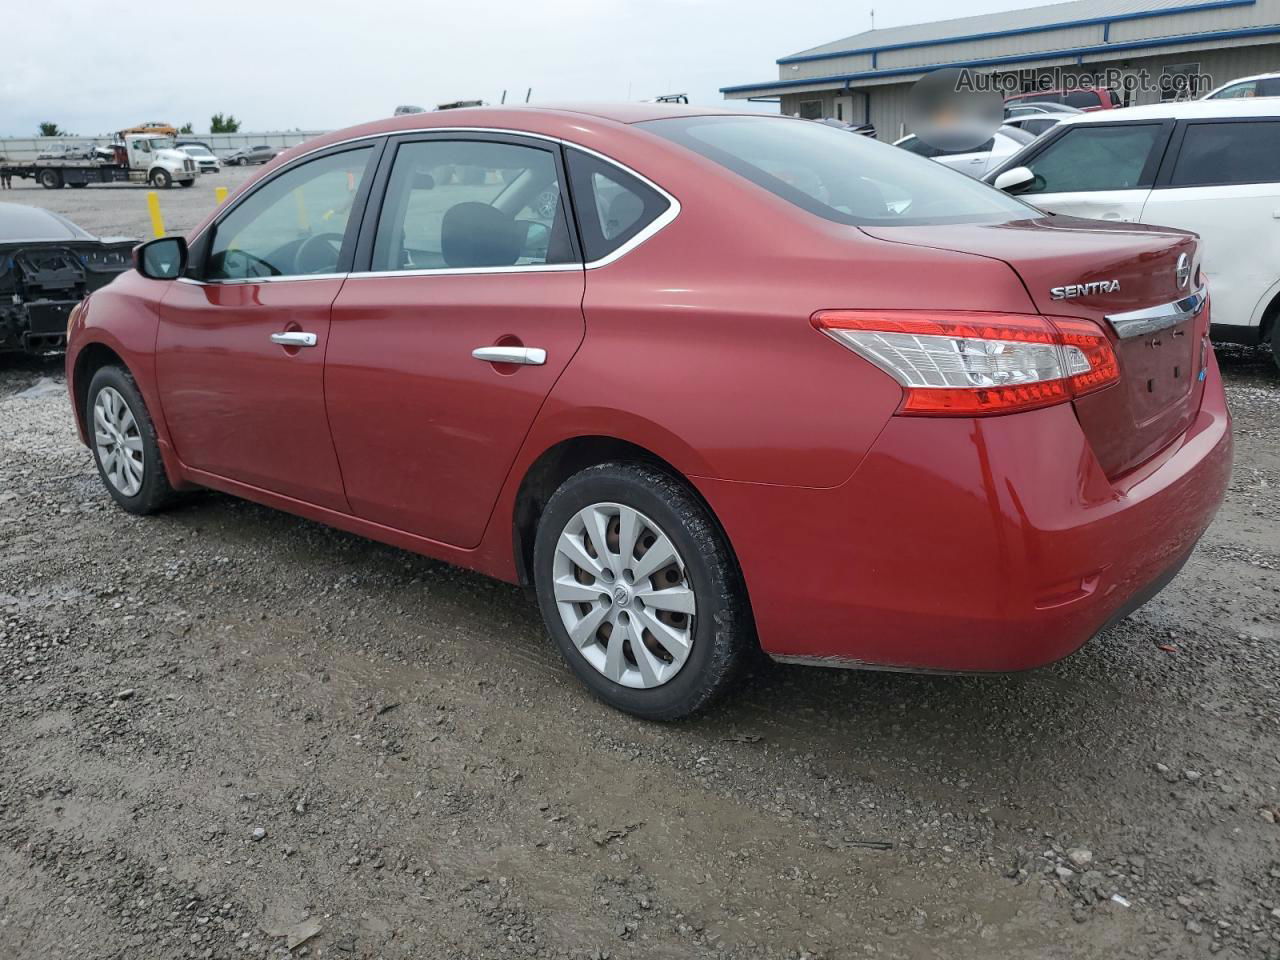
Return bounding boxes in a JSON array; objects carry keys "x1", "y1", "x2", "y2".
[{"x1": 536, "y1": 129, "x2": 1043, "y2": 490}]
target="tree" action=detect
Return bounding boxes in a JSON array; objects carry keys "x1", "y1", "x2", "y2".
[
  {"x1": 179, "y1": 122, "x2": 194, "y2": 134},
  {"x1": 210, "y1": 113, "x2": 241, "y2": 133},
  {"x1": 38, "y1": 122, "x2": 62, "y2": 137}
]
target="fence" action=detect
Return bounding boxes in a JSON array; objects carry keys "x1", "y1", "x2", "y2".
[{"x1": 0, "y1": 131, "x2": 330, "y2": 164}]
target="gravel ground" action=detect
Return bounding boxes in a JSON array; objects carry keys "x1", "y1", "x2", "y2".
[{"x1": 1, "y1": 184, "x2": 1279, "y2": 960}]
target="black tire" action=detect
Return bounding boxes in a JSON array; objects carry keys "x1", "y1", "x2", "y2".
[
  {"x1": 150, "y1": 168, "x2": 171, "y2": 189},
  {"x1": 85, "y1": 365, "x2": 176, "y2": 515},
  {"x1": 70, "y1": 181, "x2": 88, "y2": 189},
  {"x1": 1271, "y1": 321, "x2": 1280, "y2": 374},
  {"x1": 39, "y1": 169, "x2": 62, "y2": 190},
  {"x1": 179, "y1": 178, "x2": 194, "y2": 188},
  {"x1": 532, "y1": 462, "x2": 753, "y2": 720}
]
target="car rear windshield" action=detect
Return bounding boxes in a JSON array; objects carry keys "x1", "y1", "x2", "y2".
[{"x1": 641, "y1": 115, "x2": 1034, "y2": 227}]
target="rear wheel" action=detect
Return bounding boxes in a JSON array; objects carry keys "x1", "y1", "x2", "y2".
[
  {"x1": 38, "y1": 169, "x2": 63, "y2": 189},
  {"x1": 86, "y1": 365, "x2": 175, "y2": 515},
  {"x1": 532, "y1": 462, "x2": 753, "y2": 720},
  {"x1": 69, "y1": 181, "x2": 87, "y2": 189}
]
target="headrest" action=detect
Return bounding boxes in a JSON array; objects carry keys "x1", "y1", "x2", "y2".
[
  {"x1": 604, "y1": 190, "x2": 644, "y2": 240},
  {"x1": 441, "y1": 202, "x2": 523, "y2": 268}
]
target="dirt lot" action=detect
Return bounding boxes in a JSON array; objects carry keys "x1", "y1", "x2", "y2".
[{"x1": 1, "y1": 182, "x2": 1279, "y2": 960}]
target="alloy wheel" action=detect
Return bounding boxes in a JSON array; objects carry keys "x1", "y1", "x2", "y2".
[
  {"x1": 552, "y1": 502, "x2": 696, "y2": 689},
  {"x1": 93, "y1": 386, "x2": 144, "y2": 497}
]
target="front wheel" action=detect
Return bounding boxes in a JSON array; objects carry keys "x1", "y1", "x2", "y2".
[
  {"x1": 179, "y1": 178, "x2": 194, "y2": 188},
  {"x1": 532, "y1": 462, "x2": 754, "y2": 720},
  {"x1": 86, "y1": 365, "x2": 176, "y2": 515}
]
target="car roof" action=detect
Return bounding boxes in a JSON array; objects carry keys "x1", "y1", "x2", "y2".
[
  {"x1": 0, "y1": 202, "x2": 95, "y2": 242},
  {"x1": 1056, "y1": 98, "x2": 1280, "y2": 125}
]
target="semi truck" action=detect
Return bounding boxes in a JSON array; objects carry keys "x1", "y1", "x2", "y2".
[{"x1": 0, "y1": 133, "x2": 197, "y2": 190}]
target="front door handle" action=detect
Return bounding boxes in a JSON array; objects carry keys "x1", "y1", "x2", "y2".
[
  {"x1": 270, "y1": 331, "x2": 317, "y2": 347},
  {"x1": 472, "y1": 345, "x2": 546, "y2": 366}
]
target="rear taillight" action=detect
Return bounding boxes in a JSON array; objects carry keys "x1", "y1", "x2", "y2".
[{"x1": 813, "y1": 310, "x2": 1119, "y2": 416}]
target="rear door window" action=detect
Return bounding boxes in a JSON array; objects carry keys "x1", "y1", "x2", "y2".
[
  {"x1": 565, "y1": 150, "x2": 670, "y2": 262},
  {"x1": 1168, "y1": 120, "x2": 1280, "y2": 187},
  {"x1": 1020, "y1": 123, "x2": 1165, "y2": 193},
  {"x1": 369, "y1": 138, "x2": 576, "y2": 271}
]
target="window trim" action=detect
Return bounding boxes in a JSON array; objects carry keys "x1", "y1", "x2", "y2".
[
  {"x1": 562, "y1": 147, "x2": 674, "y2": 266},
  {"x1": 184, "y1": 127, "x2": 680, "y2": 282},
  {"x1": 1154, "y1": 116, "x2": 1280, "y2": 189}
]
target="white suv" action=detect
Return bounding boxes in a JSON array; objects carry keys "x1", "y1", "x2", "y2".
[{"x1": 986, "y1": 99, "x2": 1280, "y2": 368}]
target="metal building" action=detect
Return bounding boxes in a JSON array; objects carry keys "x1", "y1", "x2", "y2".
[{"x1": 722, "y1": 0, "x2": 1280, "y2": 140}]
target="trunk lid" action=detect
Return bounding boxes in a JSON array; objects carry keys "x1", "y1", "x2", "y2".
[{"x1": 861, "y1": 216, "x2": 1206, "y2": 478}]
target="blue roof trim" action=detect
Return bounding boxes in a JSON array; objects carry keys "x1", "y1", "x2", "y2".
[
  {"x1": 721, "y1": 21, "x2": 1280, "y2": 93},
  {"x1": 775, "y1": 0, "x2": 1255, "y2": 65}
]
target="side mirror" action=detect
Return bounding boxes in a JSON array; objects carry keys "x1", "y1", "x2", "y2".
[
  {"x1": 134, "y1": 236, "x2": 188, "y2": 280},
  {"x1": 993, "y1": 166, "x2": 1035, "y2": 193}
]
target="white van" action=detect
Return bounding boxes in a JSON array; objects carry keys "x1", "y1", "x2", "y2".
[{"x1": 986, "y1": 99, "x2": 1280, "y2": 368}]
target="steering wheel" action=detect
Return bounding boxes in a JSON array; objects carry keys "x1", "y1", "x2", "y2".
[
  {"x1": 219, "y1": 248, "x2": 280, "y2": 279},
  {"x1": 294, "y1": 233, "x2": 345, "y2": 274}
]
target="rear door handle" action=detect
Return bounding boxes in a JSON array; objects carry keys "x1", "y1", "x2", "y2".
[
  {"x1": 270, "y1": 331, "x2": 317, "y2": 347},
  {"x1": 472, "y1": 345, "x2": 546, "y2": 366}
]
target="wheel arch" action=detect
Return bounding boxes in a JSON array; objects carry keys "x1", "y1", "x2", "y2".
[
  {"x1": 509, "y1": 435, "x2": 747, "y2": 607},
  {"x1": 1260, "y1": 286, "x2": 1280, "y2": 347},
  {"x1": 71, "y1": 340, "x2": 127, "y2": 436}
]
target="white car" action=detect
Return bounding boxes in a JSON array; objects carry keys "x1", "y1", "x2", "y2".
[
  {"x1": 1002, "y1": 113, "x2": 1073, "y2": 138},
  {"x1": 1200, "y1": 72, "x2": 1280, "y2": 100},
  {"x1": 176, "y1": 143, "x2": 220, "y2": 173},
  {"x1": 985, "y1": 99, "x2": 1280, "y2": 366},
  {"x1": 894, "y1": 125, "x2": 1035, "y2": 177}
]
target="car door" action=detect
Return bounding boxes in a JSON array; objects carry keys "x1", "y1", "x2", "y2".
[
  {"x1": 324, "y1": 133, "x2": 586, "y2": 548},
  {"x1": 155, "y1": 142, "x2": 380, "y2": 511},
  {"x1": 1141, "y1": 117, "x2": 1280, "y2": 333},
  {"x1": 1003, "y1": 120, "x2": 1171, "y2": 221},
  {"x1": 932, "y1": 138, "x2": 995, "y2": 177}
]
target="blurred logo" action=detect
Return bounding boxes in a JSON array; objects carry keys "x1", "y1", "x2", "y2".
[
  {"x1": 906, "y1": 68, "x2": 1004, "y2": 151},
  {"x1": 1176, "y1": 253, "x2": 1191, "y2": 289}
]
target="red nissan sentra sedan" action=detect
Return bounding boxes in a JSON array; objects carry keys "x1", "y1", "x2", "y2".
[{"x1": 66, "y1": 104, "x2": 1231, "y2": 719}]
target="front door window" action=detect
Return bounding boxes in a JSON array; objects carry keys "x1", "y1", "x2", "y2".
[{"x1": 206, "y1": 146, "x2": 374, "y2": 279}]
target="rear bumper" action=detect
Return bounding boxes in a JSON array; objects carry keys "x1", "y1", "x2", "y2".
[{"x1": 697, "y1": 351, "x2": 1232, "y2": 672}]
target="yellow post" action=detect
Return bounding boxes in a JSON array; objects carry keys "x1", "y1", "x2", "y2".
[
  {"x1": 214, "y1": 186, "x2": 228, "y2": 205},
  {"x1": 294, "y1": 187, "x2": 310, "y2": 232},
  {"x1": 146, "y1": 191, "x2": 166, "y2": 238}
]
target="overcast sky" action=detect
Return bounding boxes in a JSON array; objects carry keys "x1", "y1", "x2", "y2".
[{"x1": 4, "y1": 0, "x2": 1053, "y2": 137}]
